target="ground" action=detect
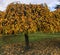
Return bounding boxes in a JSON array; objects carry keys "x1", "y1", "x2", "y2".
[
  {"x1": 0, "y1": 38, "x2": 60, "y2": 55},
  {"x1": 0, "y1": 32, "x2": 60, "y2": 55}
]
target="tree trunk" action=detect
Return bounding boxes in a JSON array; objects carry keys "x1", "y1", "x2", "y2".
[{"x1": 24, "y1": 32, "x2": 30, "y2": 50}]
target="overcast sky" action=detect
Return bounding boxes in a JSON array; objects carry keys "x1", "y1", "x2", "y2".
[{"x1": 0, "y1": 0, "x2": 59, "y2": 11}]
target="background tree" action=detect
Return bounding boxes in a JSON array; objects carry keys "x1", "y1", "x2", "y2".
[
  {"x1": 55, "y1": 4, "x2": 60, "y2": 9},
  {"x1": 55, "y1": 0, "x2": 60, "y2": 9}
]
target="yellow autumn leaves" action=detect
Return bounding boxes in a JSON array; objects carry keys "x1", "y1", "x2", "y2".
[{"x1": 0, "y1": 3, "x2": 60, "y2": 35}]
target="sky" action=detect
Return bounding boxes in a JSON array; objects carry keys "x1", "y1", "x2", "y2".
[{"x1": 0, "y1": 0, "x2": 59, "y2": 11}]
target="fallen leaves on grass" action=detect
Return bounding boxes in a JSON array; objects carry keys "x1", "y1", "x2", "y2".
[{"x1": 0, "y1": 39, "x2": 60, "y2": 55}]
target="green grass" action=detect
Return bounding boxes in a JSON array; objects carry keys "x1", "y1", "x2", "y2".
[{"x1": 0, "y1": 32, "x2": 60, "y2": 46}]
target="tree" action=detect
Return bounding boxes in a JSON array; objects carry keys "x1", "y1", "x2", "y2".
[
  {"x1": 55, "y1": 0, "x2": 60, "y2": 9},
  {"x1": 4, "y1": 3, "x2": 37, "y2": 50},
  {"x1": 1, "y1": 2, "x2": 60, "y2": 50},
  {"x1": 55, "y1": 5, "x2": 60, "y2": 9}
]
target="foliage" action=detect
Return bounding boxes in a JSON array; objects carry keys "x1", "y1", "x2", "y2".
[{"x1": 0, "y1": 2, "x2": 60, "y2": 35}]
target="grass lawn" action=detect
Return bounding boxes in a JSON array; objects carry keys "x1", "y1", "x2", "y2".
[{"x1": 0, "y1": 32, "x2": 60, "y2": 46}]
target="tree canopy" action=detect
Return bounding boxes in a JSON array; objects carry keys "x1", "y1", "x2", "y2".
[{"x1": 0, "y1": 2, "x2": 60, "y2": 35}]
